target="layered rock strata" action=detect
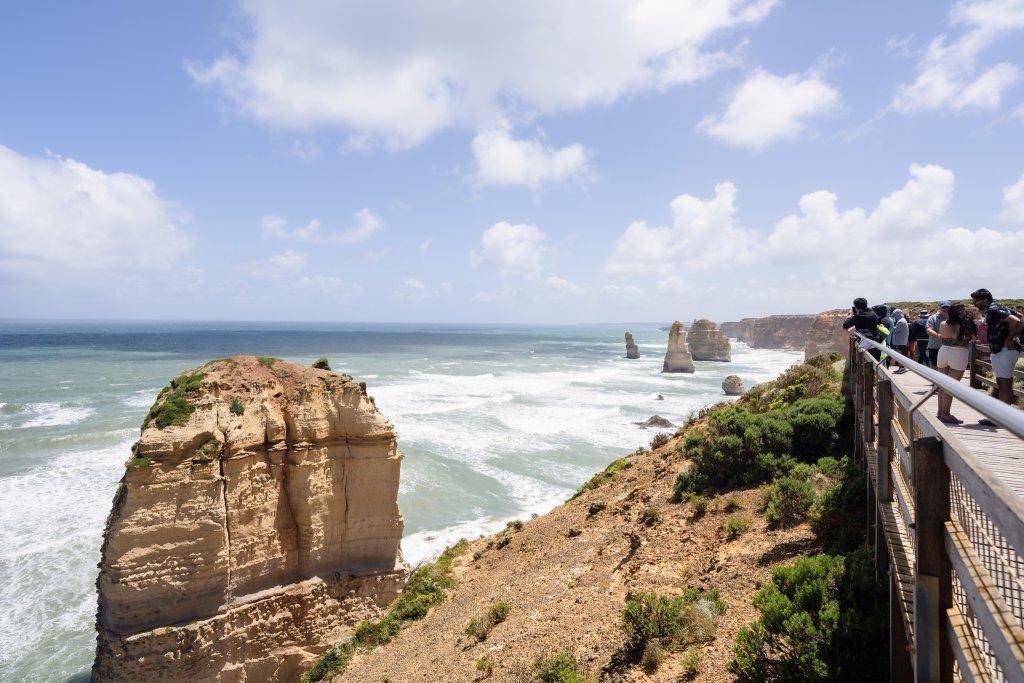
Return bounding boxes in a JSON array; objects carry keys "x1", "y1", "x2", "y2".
[
  {"x1": 93, "y1": 357, "x2": 407, "y2": 682},
  {"x1": 624, "y1": 332, "x2": 639, "y2": 359},
  {"x1": 722, "y1": 375, "x2": 744, "y2": 396},
  {"x1": 662, "y1": 321, "x2": 695, "y2": 373},
  {"x1": 719, "y1": 315, "x2": 816, "y2": 350},
  {"x1": 688, "y1": 319, "x2": 731, "y2": 361},
  {"x1": 804, "y1": 310, "x2": 851, "y2": 359}
]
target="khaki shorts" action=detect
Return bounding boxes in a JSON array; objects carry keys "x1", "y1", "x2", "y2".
[{"x1": 991, "y1": 348, "x2": 1021, "y2": 379}]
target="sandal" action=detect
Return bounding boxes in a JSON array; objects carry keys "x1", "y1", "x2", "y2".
[{"x1": 978, "y1": 418, "x2": 997, "y2": 427}]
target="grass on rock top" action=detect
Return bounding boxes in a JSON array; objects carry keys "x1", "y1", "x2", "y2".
[{"x1": 142, "y1": 371, "x2": 207, "y2": 429}]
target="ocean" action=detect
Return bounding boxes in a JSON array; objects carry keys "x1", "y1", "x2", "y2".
[{"x1": 0, "y1": 321, "x2": 802, "y2": 681}]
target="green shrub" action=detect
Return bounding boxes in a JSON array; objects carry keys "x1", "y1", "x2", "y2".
[
  {"x1": 488, "y1": 600, "x2": 511, "y2": 624},
  {"x1": 466, "y1": 601, "x2": 512, "y2": 642},
  {"x1": 435, "y1": 539, "x2": 469, "y2": 574},
  {"x1": 257, "y1": 357, "x2": 277, "y2": 368},
  {"x1": 588, "y1": 500, "x2": 606, "y2": 515},
  {"x1": 621, "y1": 592, "x2": 684, "y2": 656},
  {"x1": 572, "y1": 456, "x2": 631, "y2": 498},
  {"x1": 229, "y1": 398, "x2": 244, "y2": 416},
  {"x1": 312, "y1": 357, "x2": 331, "y2": 370},
  {"x1": 680, "y1": 646, "x2": 703, "y2": 678},
  {"x1": 764, "y1": 477, "x2": 815, "y2": 528},
  {"x1": 126, "y1": 455, "x2": 152, "y2": 468},
  {"x1": 729, "y1": 549, "x2": 887, "y2": 682},
  {"x1": 639, "y1": 505, "x2": 660, "y2": 526},
  {"x1": 496, "y1": 532, "x2": 512, "y2": 548},
  {"x1": 809, "y1": 456, "x2": 866, "y2": 553},
  {"x1": 299, "y1": 641, "x2": 354, "y2": 682},
  {"x1": 506, "y1": 519, "x2": 524, "y2": 531},
  {"x1": 532, "y1": 653, "x2": 586, "y2": 683},
  {"x1": 650, "y1": 432, "x2": 671, "y2": 450},
  {"x1": 720, "y1": 495, "x2": 741, "y2": 513},
  {"x1": 142, "y1": 371, "x2": 207, "y2": 429},
  {"x1": 476, "y1": 654, "x2": 495, "y2": 677},
  {"x1": 673, "y1": 392, "x2": 847, "y2": 497},
  {"x1": 723, "y1": 516, "x2": 750, "y2": 540},
  {"x1": 641, "y1": 640, "x2": 668, "y2": 673},
  {"x1": 689, "y1": 494, "x2": 709, "y2": 517}
]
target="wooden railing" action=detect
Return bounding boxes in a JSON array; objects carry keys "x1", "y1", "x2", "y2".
[
  {"x1": 969, "y1": 341, "x2": 1024, "y2": 399},
  {"x1": 850, "y1": 336, "x2": 1024, "y2": 682}
]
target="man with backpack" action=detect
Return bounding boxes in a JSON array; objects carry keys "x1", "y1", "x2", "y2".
[
  {"x1": 909, "y1": 309, "x2": 930, "y2": 366},
  {"x1": 843, "y1": 297, "x2": 882, "y2": 360},
  {"x1": 971, "y1": 288, "x2": 1022, "y2": 416}
]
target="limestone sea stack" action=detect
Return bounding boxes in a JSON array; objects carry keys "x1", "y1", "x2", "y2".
[
  {"x1": 662, "y1": 321, "x2": 695, "y2": 373},
  {"x1": 625, "y1": 332, "x2": 640, "y2": 359},
  {"x1": 93, "y1": 356, "x2": 408, "y2": 682},
  {"x1": 722, "y1": 375, "x2": 744, "y2": 396},
  {"x1": 804, "y1": 309, "x2": 851, "y2": 359},
  {"x1": 687, "y1": 319, "x2": 731, "y2": 361}
]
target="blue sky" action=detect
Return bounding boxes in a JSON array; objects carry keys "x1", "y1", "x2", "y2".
[{"x1": 1, "y1": 0, "x2": 1023, "y2": 323}]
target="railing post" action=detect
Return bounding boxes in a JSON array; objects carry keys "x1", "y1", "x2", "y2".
[
  {"x1": 876, "y1": 379, "x2": 893, "y2": 572},
  {"x1": 969, "y1": 341, "x2": 981, "y2": 390},
  {"x1": 912, "y1": 436, "x2": 953, "y2": 683}
]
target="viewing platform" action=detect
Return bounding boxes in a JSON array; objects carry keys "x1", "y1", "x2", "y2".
[{"x1": 849, "y1": 337, "x2": 1024, "y2": 682}]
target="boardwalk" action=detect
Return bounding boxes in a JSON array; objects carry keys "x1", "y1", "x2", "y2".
[{"x1": 849, "y1": 340, "x2": 1024, "y2": 682}]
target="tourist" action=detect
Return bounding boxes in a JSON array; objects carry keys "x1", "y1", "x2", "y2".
[
  {"x1": 890, "y1": 309, "x2": 910, "y2": 373},
  {"x1": 843, "y1": 298, "x2": 882, "y2": 360},
  {"x1": 909, "y1": 309, "x2": 930, "y2": 365},
  {"x1": 935, "y1": 303, "x2": 978, "y2": 424},
  {"x1": 971, "y1": 288, "x2": 1022, "y2": 423},
  {"x1": 926, "y1": 302, "x2": 950, "y2": 368}
]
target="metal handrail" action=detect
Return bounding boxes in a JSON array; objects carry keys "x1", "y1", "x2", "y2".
[{"x1": 852, "y1": 333, "x2": 1024, "y2": 441}]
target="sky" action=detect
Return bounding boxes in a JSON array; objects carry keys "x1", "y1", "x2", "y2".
[{"x1": 1, "y1": 0, "x2": 1023, "y2": 324}]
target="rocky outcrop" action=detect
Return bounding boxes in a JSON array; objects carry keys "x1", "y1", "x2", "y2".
[
  {"x1": 804, "y1": 310, "x2": 850, "y2": 359},
  {"x1": 662, "y1": 321, "x2": 695, "y2": 373},
  {"x1": 624, "y1": 332, "x2": 639, "y2": 359},
  {"x1": 720, "y1": 315, "x2": 816, "y2": 350},
  {"x1": 722, "y1": 375, "x2": 744, "y2": 396},
  {"x1": 688, "y1": 319, "x2": 731, "y2": 361},
  {"x1": 93, "y1": 356, "x2": 407, "y2": 682},
  {"x1": 634, "y1": 415, "x2": 675, "y2": 429}
]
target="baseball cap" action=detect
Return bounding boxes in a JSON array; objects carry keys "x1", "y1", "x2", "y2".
[
  {"x1": 919, "y1": 310, "x2": 928, "y2": 316},
  {"x1": 940, "y1": 301, "x2": 951, "y2": 308}
]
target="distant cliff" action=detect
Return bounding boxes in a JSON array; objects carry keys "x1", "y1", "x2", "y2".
[
  {"x1": 720, "y1": 315, "x2": 816, "y2": 351},
  {"x1": 804, "y1": 310, "x2": 850, "y2": 359},
  {"x1": 93, "y1": 357, "x2": 407, "y2": 682}
]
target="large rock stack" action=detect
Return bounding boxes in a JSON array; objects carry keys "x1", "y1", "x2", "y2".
[
  {"x1": 93, "y1": 357, "x2": 408, "y2": 682},
  {"x1": 624, "y1": 332, "x2": 640, "y2": 359},
  {"x1": 662, "y1": 321, "x2": 695, "y2": 373},
  {"x1": 804, "y1": 310, "x2": 851, "y2": 359},
  {"x1": 688, "y1": 319, "x2": 731, "y2": 361}
]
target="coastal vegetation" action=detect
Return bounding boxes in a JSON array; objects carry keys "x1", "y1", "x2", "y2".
[
  {"x1": 312, "y1": 357, "x2": 331, "y2": 370},
  {"x1": 229, "y1": 398, "x2": 244, "y2": 416},
  {"x1": 300, "y1": 540, "x2": 470, "y2": 682},
  {"x1": 142, "y1": 371, "x2": 207, "y2": 429}
]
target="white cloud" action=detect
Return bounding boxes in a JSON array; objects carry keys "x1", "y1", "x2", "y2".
[
  {"x1": 892, "y1": 0, "x2": 1024, "y2": 113},
  {"x1": 261, "y1": 208, "x2": 383, "y2": 244},
  {"x1": 471, "y1": 286, "x2": 517, "y2": 303},
  {"x1": 698, "y1": 69, "x2": 840, "y2": 150},
  {"x1": 240, "y1": 249, "x2": 308, "y2": 279},
  {"x1": 763, "y1": 163, "x2": 1024, "y2": 297},
  {"x1": 471, "y1": 221, "x2": 550, "y2": 274},
  {"x1": 999, "y1": 173, "x2": 1024, "y2": 224},
  {"x1": 187, "y1": 0, "x2": 779, "y2": 148},
  {"x1": 420, "y1": 238, "x2": 433, "y2": 253},
  {"x1": 394, "y1": 277, "x2": 439, "y2": 302},
  {"x1": 0, "y1": 145, "x2": 190, "y2": 278},
  {"x1": 605, "y1": 181, "x2": 754, "y2": 275},
  {"x1": 294, "y1": 275, "x2": 362, "y2": 297},
  {"x1": 472, "y1": 122, "x2": 590, "y2": 188},
  {"x1": 544, "y1": 276, "x2": 587, "y2": 296}
]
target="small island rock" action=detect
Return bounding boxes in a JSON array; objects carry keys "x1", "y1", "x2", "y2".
[
  {"x1": 625, "y1": 332, "x2": 639, "y2": 359},
  {"x1": 722, "y1": 375, "x2": 745, "y2": 396},
  {"x1": 635, "y1": 415, "x2": 675, "y2": 429}
]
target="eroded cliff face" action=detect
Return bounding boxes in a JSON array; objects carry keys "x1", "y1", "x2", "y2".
[
  {"x1": 720, "y1": 315, "x2": 816, "y2": 351},
  {"x1": 804, "y1": 310, "x2": 850, "y2": 359},
  {"x1": 688, "y1": 319, "x2": 731, "y2": 361},
  {"x1": 93, "y1": 356, "x2": 407, "y2": 682}
]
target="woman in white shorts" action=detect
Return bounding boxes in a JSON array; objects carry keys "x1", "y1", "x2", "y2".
[{"x1": 936, "y1": 303, "x2": 978, "y2": 424}]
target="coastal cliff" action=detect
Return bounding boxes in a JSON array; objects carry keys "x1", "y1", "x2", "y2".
[
  {"x1": 92, "y1": 356, "x2": 407, "y2": 682},
  {"x1": 720, "y1": 314, "x2": 816, "y2": 351},
  {"x1": 804, "y1": 310, "x2": 850, "y2": 359},
  {"x1": 688, "y1": 319, "x2": 731, "y2": 361}
]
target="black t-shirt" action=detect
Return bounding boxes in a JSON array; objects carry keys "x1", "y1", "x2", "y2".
[
  {"x1": 908, "y1": 318, "x2": 929, "y2": 342},
  {"x1": 843, "y1": 310, "x2": 881, "y2": 341}
]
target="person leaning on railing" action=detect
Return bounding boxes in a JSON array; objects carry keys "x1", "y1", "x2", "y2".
[
  {"x1": 971, "y1": 288, "x2": 1022, "y2": 424},
  {"x1": 935, "y1": 303, "x2": 978, "y2": 424},
  {"x1": 843, "y1": 297, "x2": 882, "y2": 361}
]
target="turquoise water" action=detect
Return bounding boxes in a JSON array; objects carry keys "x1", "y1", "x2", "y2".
[{"x1": 0, "y1": 321, "x2": 802, "y2": 681}]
